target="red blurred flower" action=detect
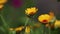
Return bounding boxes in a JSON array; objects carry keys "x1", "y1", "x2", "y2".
[{"x1": 11, "y1": 0, "x2": 23, "y2": 8}]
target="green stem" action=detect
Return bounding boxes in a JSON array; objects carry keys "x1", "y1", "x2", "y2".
[
  {"x1": 0, "y1": 15, "x2": 9, "y2": 30},
  {"x1": 24, "y1": 17, "x2": 29, "y2": 27},
  {"x1": 42, "y1": 24, "x2": 46, "y2": 34},
  {"x1": 48, "y1": 25, "x2": 51, "y2": 34},
  {"x1": 30, "y1": 28, "x2": 34, "y2": 34},
  {"x1": 9, "y1": 30, "x2": 16, "y2": 34},
  {"x1": 24, "y1": 17, "x2": 30, "y2": 34}
]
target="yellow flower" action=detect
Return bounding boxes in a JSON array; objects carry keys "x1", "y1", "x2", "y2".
[
  {"x1": 54, "y1": 20, "x2": 60, "y2": 28},
  {"x1": 25, "y1": 7, "x2": 38, "y2": 15},
  {"x1": 0, "y1": 5, "x2": 3, "y2": 9},
  {"x1": 25, "y1": 26, "x2": 30, "y2": 33},
  {"x1": 15, "y1": 26, "x2": 24, "y2": 31},
  {"x1": 38, "y1": 14, "x2": 51, "y2": 24},
  {"x1": 0, "y1": 0, "x2": 7, "y2": 4}
]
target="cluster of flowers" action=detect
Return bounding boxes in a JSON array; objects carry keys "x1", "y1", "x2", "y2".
[
  {"x1": 25, "y1": 7, "x2": 60, "y2": 33},
  {"x1": 25, "y1": 7, "x2": 54, "y2": 26},
  {"x1": 9, "y1": 7, "x2": 60, "y2": 34}
]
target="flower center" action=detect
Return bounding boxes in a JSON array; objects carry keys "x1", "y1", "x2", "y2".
[
  {"x1": 42, "y1": 20, "x2": 48, "y2": 24},
  {"x1": 30, "y1": 12, "x2": 34, "y2": 15}
]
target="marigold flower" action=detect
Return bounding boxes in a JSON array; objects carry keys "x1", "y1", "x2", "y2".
[
  {"x1": 0, "y1": 0, "x2": 7, "y2": 4},
  {"x1": 0, "y1": 5, "x2": 3, "y2": 9},
  {"x1": 54, "y1": 20, "x2": 60, "y2": 28},
  {"x1": 38, "y1": 14, "x2": 51, "y2": 24},
  {"x1": 15, "y1": 26, "x2": 24, "y2": 31},
  {"x1": 25, "y1": 26, "x2": 30, "y2": 33},
  {"x1": 25, "y1": 7, "x2": 38, "y2": 15}
]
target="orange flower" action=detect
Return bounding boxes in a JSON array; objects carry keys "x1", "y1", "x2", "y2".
[
  {"x1": 49, "y1": 10, "x2": 55, "y2": 19},
  {"x1": 0, "y1": 5, "x2": 3, "y2": 9}
]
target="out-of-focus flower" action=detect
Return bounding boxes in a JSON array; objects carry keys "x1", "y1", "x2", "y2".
[
  {"x1": 38, "y1": 14, "x2": 51, "y2": 24},
  {"x1": 25, "y1": 26, "x2": 30, "y2": 33},
  {"x1": 9, "y1": 28, "x2": 14, "y2": 31},
  {"x1": 45, "y1": 24, "x2": 54, "y2": 28},
  {"x1": 25, "y1": 7, "x2": 38, "y2": 16},
  {"x1": 54, "y1": 20, "x2": 60, "y2": 28},
  {"x1": 49, "y1": 11, "x2": 55, "y2": 19},
  {"x1": 0, "y1": 0, "x2": 7, "y2": 4},
  {"x1": 0, "y1": 0, "x2": 7, "y2": 9},
  {"x1": 15, "y1": 26, "x2": 24, "y2": 31},
  {"x1": 0, "y1": 5, "x2": 3, "y2": 9},
  {"x1": 11, "y1": 0, "x2": 23, "y2": 8},
  {"x1": 49, "y1": 11, "x2": 56, "y2": 25}
]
